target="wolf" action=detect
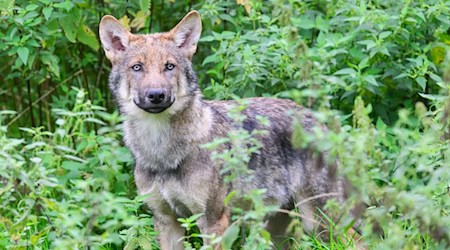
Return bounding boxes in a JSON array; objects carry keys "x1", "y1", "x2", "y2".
[{"x1": 99, "y1": 11, "x2": 357, "y2": 249}]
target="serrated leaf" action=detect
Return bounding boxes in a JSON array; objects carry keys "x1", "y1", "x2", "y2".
[
  {"x1": 124, "y1": 238, "x2": 138, "y2": 250},
  {"x1": 130, "y1": 10, "x2": 149, "y2": 31},
  {"x1": 137, "y1": 235, "x2": 152, "y2": 250},
  {"x1": 221, "y1": 223, "x2": 240, "y2": 250},
  {"x1": 40, "y1": 52, "x2": 60, "y2": 78},
  {"x1": 77, "y1": 24, "x2": 99, "y2": 51},
  {"x1": 60, "y1": 18, "x2": 77, "y2": 43},
  {"x1": 17, "y1": 47, "x2": 29, "y2": 65},
  {"x1": 59, "y1": 8, "x2": 81, "y2": 43},
  {"x1": 54, "y1": 1, "x2": 73, "y2": 11},
  {"x1": 119, "y1": 15, "x2": 131, "y2": 31},
  {"x1": 139, "y1": 0, "x2": 151, "y2": 14},
  {"x1": 42, "y1": 7, "x2": 53, "y2": 20}
]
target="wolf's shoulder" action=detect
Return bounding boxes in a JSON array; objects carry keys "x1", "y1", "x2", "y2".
[
  {"x1": 204, "y1": 97, "x2": 304, "y2": 119},
  {"x1": 203, "y1": 97, "x2": 316, "y2": 134}
]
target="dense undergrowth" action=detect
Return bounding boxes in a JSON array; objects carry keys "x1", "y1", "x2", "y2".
[{"x1": 1, "y1": 0, "x2": 449, "y2": 249}]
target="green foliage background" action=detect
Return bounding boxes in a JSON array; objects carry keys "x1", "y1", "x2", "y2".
[{"x1": 0, "y1": 0, "x2": 449, "y2": 249}]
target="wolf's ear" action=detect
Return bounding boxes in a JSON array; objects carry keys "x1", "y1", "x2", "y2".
[
  {"x1": 169, "y1": 11, "x2": 202, "y2": 58},
  {"x1": 99, "y1": 15, "x2": 132, "y2": 63}
]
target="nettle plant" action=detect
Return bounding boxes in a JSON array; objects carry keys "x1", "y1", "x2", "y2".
[
  {"x1": 0, "y1": 88, "x2": 158, "y2": 249},
  {"x1": 199, "y1": 0, "x2": 449, "y2": 122},
  {"x1": 198, "y1": 100, "x2": 277, "y2": 250}
]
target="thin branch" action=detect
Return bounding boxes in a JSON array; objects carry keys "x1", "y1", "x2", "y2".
[
  {"x1": 295, "y1": 192, "x2": 340, "y2": 207},
  {"x1": 7, "y1": 70, "x2": 83, "y2": 127}
]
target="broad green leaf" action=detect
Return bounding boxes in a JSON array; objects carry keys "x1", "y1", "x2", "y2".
[
  {"x1": 54, "y1": 1, "x2": 73, "y2": 11},
  {"x1": 17, "y1": 47, "x2": 29, "y2": 65},
  {"x1": 40, "y1": 52, "x2": 60, "y2": 78},
  {"x1": 42, "y1": 7, "x2": 53, "y2": 20},
  {"x1": 130, "y1": 10, "x2": 149, "y2": 31},
  {"x1": 77, "y1": 24, "x2": 99, "y2": 51},
  {"x1": 137, "y1": 235, "x2": 152, "y2": 250},
  {"x1": 119, "y1": 15, "x2": 131, "y2": 31},
  {"x1": 124, "y1": 238, "x2": 138, "y2": 250},
  {"x1": 26, "y1": 4, "x2": 39, "y2": 11},
  {"x1": 416, "y1": 77, "x2": 426, "y2": 91},
  {"x1": 334, "y1": 68, "x2": 356, "y2": 76},
  {"x1": 379, "y1": 31, "x2": 392, "y2": 39},
  {"x1": 418, "y1": 93, "x2": 447, "y2": 101},
  {"x1": 429, "y1": 73, "x2": 442, "y2": 83},
  {"x1": 294, "y1": 17, "x2": 315, "y2": 29},
  {"x1": 139, "y1": 0, "x2": 151, "y2": 14},
  {"x1": 59, "y1": 8, "x2": 81, "y2": 43},
  {"x1": 365, "y1": 75, "x2": 378, "y2": 86},
  {"x1": 430, "y1": 46, "x2": 445, "y2": 65},
  {"x1": 221, "y1": 223, "x2": 240, "y2": 250}
]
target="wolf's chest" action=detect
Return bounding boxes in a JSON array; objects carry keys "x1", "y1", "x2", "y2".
[
  {"x1": 124, "y1": 119, "x2": 192, "y2": 170},
  {"x1": 159, "y1": 177, "x2": 210, "y2": 216}
]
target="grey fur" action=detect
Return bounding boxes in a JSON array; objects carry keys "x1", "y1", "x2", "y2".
[{"x1": 99, "y1": 11, "x2": 348, "y2": 250}]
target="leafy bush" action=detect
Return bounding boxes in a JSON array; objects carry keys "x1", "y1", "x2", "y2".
[{"x1": 1, "y1": 0, "x2": 449, "y2": 249}]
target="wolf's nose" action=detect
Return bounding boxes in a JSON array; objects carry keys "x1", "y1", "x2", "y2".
[{"x1": 146, "y1": 89, "x2": 166, "y2": 104}]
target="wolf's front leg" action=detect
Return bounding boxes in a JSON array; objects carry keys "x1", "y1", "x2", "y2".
[
  {"x1": 198, "y1": 211, "x2": 230, "y2": 249},
  {"x1": 153, "y1": 211, "x2": 185, "y2": 250}
]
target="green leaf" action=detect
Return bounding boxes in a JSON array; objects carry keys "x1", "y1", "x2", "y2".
[
  {"x1": 294, "y1": 17, "x2": 315, "y2": 29},
  {"x1": 54, "y1": 1, "x2": 74, "y2": 11},
  {"x1": 376, "y1": 117, "x2": 387, "y2": 131},
  {"x1": 124, "y1": 238, "x2": 138, "y2": 250},
  {"x1": 224, "y1": 190, "x2": 236, "y2": 205},
  {"x1": 429, "y1": 73, "x2": 442, "y2": 83},
  {"x1": 416, "y1": 77, "x2": 426, "y2": 91},
  {"x1": 42, "y1": 7, "x2": 53, "y2": 20},
  {"x1": 139, "y1": 0, "x2": 151, "y2": 14},
  {"x1": 221, "y1": 223, "x2": 240, "y2": 250},
  {"x1": 418, "y1": 93, "x2": 446, "y2": 101},
  {"x1": 379, "y1": 31, "x2": 392, "y2": 39},
  {"x1": 26, "y1": 4, "x2": 39, "y2": 11},
  {"x1": 334, "y1": 68, "x2": 356, "y2": 76},
  {"x1": 40, "y1": 52, "x2": 60, "y2": 78},
  {"x1": 59, "y1": 8, "x2": 81, "y2": 43},
  {"x1": 17, "y1": 47, "x2": 29, "y2": 65},
  {"x1": 364, "y1": 75, "x2": 378, "y2": 86},
  {"x1": 77, "y1": 24, "x2": 99, "y2": 51},
  {"x1": 137, "y1": 235, "x2": 152, "y2": 250}
]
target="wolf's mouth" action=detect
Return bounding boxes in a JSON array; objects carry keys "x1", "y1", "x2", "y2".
[
  {"x1": 134, "y1": 100, "x2": 174, "y2": 114},
  {"x1": 144, "y1": 105, "x2": 172, "y2": 113}
]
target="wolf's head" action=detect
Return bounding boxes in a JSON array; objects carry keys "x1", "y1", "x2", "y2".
[{"x1": 99, "y1": 11, "x2": 202, "y2": 116}]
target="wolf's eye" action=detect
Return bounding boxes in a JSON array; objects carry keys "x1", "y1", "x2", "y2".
[
  {"x1": 131, "y1": 64, "x2": 142, "y2": 72},
  {"x1": 165, "y1": 63, "x2": 175, "y2": 71}
]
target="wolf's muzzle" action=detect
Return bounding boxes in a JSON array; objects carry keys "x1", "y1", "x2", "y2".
[{"x1": 135, "y1": 88, "x2": 174, "y2": 113}]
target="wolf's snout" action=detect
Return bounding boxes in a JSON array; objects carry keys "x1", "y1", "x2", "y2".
[
  {"x1": 146, "y1": 88, "x2": 167, "y2": 104},
  {"x1": 134, "y1": 87, "x2": 174, "y2": 114}
]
